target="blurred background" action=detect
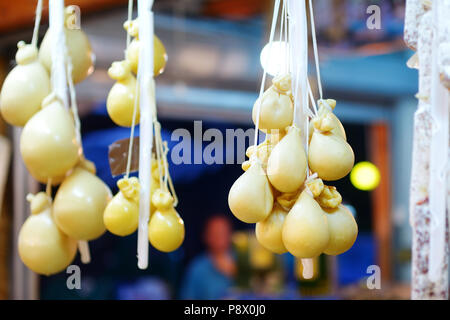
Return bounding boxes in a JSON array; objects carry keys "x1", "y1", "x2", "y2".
[{"x1": 0, "y1": 0, "x2": 415, "y2": 300}]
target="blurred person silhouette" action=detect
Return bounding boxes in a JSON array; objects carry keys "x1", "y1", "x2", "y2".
[{"x1": 180, "y1": 215, "x2": 236, "y2": 299}]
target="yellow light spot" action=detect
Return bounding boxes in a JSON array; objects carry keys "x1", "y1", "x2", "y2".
[{"x1": 350, "y1": 161, "x2": 380, "y2": 191}]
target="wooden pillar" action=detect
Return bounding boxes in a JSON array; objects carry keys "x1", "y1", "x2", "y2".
[{"x1": 369, "y1": 122, "x2": 392, "y2": 282}]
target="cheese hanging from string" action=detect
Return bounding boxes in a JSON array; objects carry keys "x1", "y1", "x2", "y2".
[
  {"x1": 106, "y1": 60, "x2": 140, "y2": 127},
  {"x1": 104, "y1": 177, "x2": 140, "y2": 237},
  {"x1": 228, "y1": 160, "x2": 274, "y2": 224},
  {"x1": 148, "y1": 189, "x2": 184, "y2": 252},
  {"x1": 53, "y1": 159, "x2": 112, "y2": 241},
  {"x1": 251, "y1": 74, "x2": 294, "y2": 132},
  {"x1": 308, "y1": 109, "x2": 354, "y2": 181},
  {"x1": 282, "y1": 189, "x2": 330, "y2": 259},
  {"x1": 0, "y1": 42, "x2": 50, "y2": 127},
  {"x1": 227, "y1": 0, "x2": 357, "y2": 265},
  {"x1": 266, "y1": 125, "x2": 307, "y2": 193},
  {"x1": 101, "y1": 0, "x2": 182, "y2": 270},
  {"x1": 20, "y1": 93, "x2": 80, "y2": 184},
  {"x1": 124, "y1": 19, "x2": 167, "y2": 77},
  {"x1": 18, "y1": 192, "x2": 77, "y2": 276}
]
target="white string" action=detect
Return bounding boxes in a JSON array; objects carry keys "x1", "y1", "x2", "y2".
[
  {"x1": 253, "y1": 0, "x2": 281, "y2": 147},
  {"x1": 125, "y1": 79, "x2": 139, "y2": 179},
  {"x1": 67, "y1": 57, "x2": 82, "y2": 148},
  {"x1": 308, "y1": 0, "x2": 322, "y2": 100},
  {"x1": 279, "y1": 1, "x2": 285, "y2": 44},
  {"x1": 124, "y1": 0, "x2": 138, "y2": 179},
  {"x1": 31, "y1": 0, "x2": 43, "y2": 47},
  {"x1": 284, "y1": 1, "x2": 288, "y2": 74},
  {"x1": 127, "y1": 0, "x2": 134, "y2": 48},
  {"x1": 292, "y1": 56, "x2": 301, "y2": 125},
  {"x1": 307, "y1": 81, "x2": 318, "y2": 116}
]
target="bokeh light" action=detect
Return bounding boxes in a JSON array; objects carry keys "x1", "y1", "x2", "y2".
[
  {"x1": 260, "y1": 41, "x2": 290, "y2": 76},
  {"x1": 350, "y1": 161, "x2": 380, "y2": 191}
]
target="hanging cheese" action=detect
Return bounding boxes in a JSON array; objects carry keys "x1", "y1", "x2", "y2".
[
  {"x1": 228, "y1": 160, "x2": 273, "y2": 223},
  {"x1": 123, "y1": 19, "x2": 167, "y2": 77},
  {"x1": 252, "y1": 74, "x2": 293, "y2": 132},
  {"x1": 53, "y1": 159, "x2": 112, "y2": 241},
  {"x1": 148, "y1": 189, "x2": 184, "y2": 252},
  {"x1": 308, "y1": 111, "x2": 354, "y2": 181},
  {"x1": 20, "y1": 93, "x2": 80, "y2": 184},
  {"x1": 106, "y1": 60, "x2": 140, "y2": 127},
  {"x1": 282, "y1": 190, "x2": 330, "y2": 258},
  {"x1": 0, "y1": 41, "x2": 50, "y2": 127},
  {"x1": 18, "y1": 192, "x2": 77, "y2": 276},
  {"x1": 104, "y1": 177, "x2": 140, "y2": 236},
  {"x1": 267, "y1": 125, "x2": 307, "y2": 192}
]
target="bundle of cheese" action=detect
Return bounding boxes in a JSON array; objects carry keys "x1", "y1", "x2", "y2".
[
  {"x1": 228, "y1": 72, "x2": 357, "y2": 259},
  {"x1": 1, "y1": 3, "x2": 113, "y2": 275}
]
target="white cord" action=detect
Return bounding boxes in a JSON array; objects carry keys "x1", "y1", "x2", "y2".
[
  {"x1": 253, "y1": 0, "x2": 281, "y2": 147},
  {"x1": 31, "y1": 0, "x2": 43, "y2": 47},
  {"x1": 308, "y1": 0, "x2": 322, "y2": 100},
  {"x1": 126, "y1": 0, "x2": 134, "y2": 48}
]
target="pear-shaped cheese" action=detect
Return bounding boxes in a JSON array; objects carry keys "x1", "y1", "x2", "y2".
[
  {"x1": 308, "y1": 131, "x2": 354, "y2": 181},
  {"x1": 20, "y1": 94, "x2": 80, "y2": 184},
  {"x1": 148, "y1": 189, "x2": 184, "y2": 252},
  {"x1": 125, "y1": 36, "x2": 167, "y2": 77},
  {"x1": 252, "y1": 74, "x2": 293, "y2": 132},
  {"x1": 18, "y1": 192, "x2": 77, "y2": 275},
  {"x1": 255, "y1": 203, "x2": 288, "y2": 254},
  {"x1": 228, "y1": 161, "x2": 273, "y2": 223},
  {"x1": 106, "y1": 60, "x2": 140, "y2": 127},
  {"x1": 282, "y1": 190, "x2": 330, "y2": 258},
  {"x1": 267, "y1": 125, "x2": 307, "y2": 192},
  {"x1": 123, "y1": 20, "x2": 167, "y2": 77},
  {"x1": 39, "y1": 6, "x2": 93, "y2": 84},
  {"x1": 0, "y1": 42, "x2": 50, "y2": 127},
  {"x1": 104, "y1": 177, "x2": 140, "y2": 236},
  {"x1": 323, "y1": 205, "x2": 358, "y2": 255},
  {"x1": 53, "y1": 160, "x2": 112, "y2": 241}
]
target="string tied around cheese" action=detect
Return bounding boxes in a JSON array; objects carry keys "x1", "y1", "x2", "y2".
[
  {"x1": 308, "y1": 0, "x2": 322, "y2": 101},
  {"x1": 31, "y1": 0, "x2": 43, "y2": 48},
  {"x1": 304, "y1": 172, "x2": 319, "y2": 197}
]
